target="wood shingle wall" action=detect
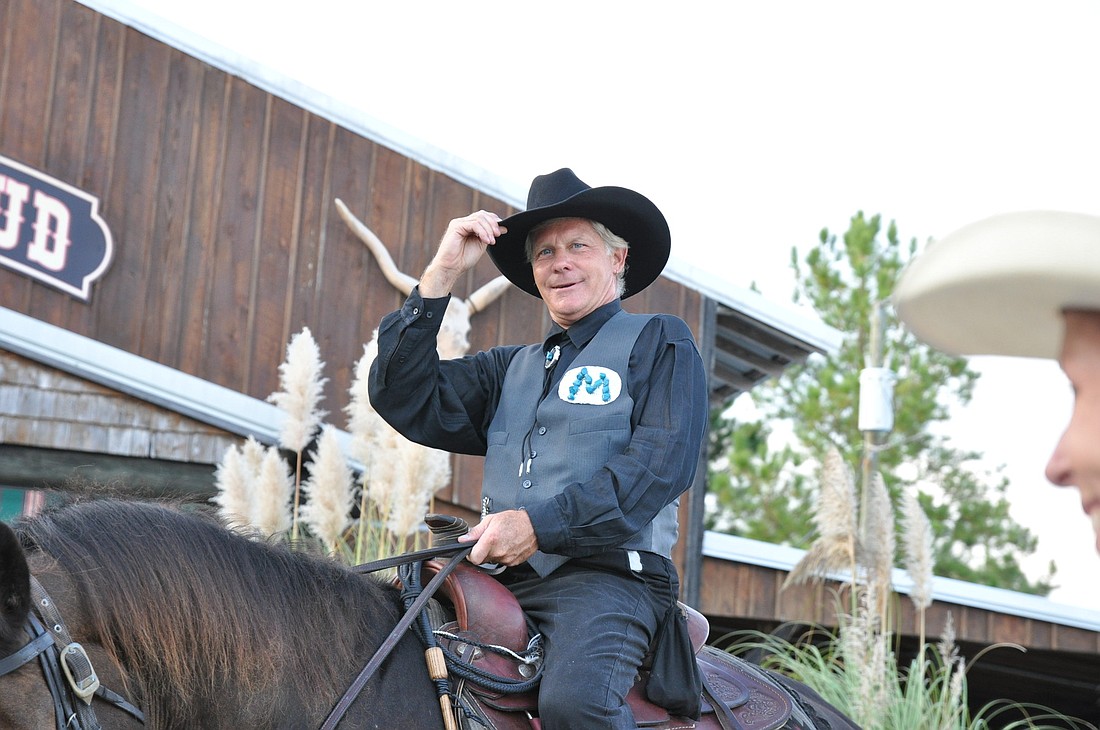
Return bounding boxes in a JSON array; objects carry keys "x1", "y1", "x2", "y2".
[{"x1": 0, "y1": 351, "x2": 234, "y2": 463}]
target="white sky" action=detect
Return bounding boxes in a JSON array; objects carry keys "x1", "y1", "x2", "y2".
[{"x1": 108, "y1": 0, "x2": 1100, "y2": 607}]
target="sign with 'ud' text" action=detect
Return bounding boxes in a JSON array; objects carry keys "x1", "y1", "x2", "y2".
[{"x1": 0, "y1": 154, "x2": 113, "y2": 301}]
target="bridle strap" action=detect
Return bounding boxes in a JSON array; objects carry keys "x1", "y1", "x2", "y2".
[
  {"x1": 0, "y1": 578, "x2": 146, "y2": 728},
  {"x1": 95, "y1": 684, "x2": 146, "y2": 722},
  {"x1": 321, "y1": 546, "x2": 472, "y2": 730},
  {"x1": 27, "y1": 614, "x2": 84, "y2": 730},
  {"x1": 0, "y1": 614, "x2": 76, "y2": 730},
  {"x1": 29, "y1": 578, "x2": 104, "y2": 729},
  {"x1": 0, "y1": 625, "x2": 54, "y2": 677}
]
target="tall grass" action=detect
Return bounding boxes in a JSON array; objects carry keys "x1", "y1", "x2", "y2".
[
  {"x1": 725, "y1": 447, "x2": 1096, "y2": 730},
  {"x1": 212, "y1": 327, "x2": 445, "y2": 565}
]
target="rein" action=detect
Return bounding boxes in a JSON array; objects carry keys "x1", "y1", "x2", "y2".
[
  {"x1": 0, "y1": 577, "x2": 145, "y2": 730},
  {"x1": 321, "y1": 543, "x2": 472, "y2": 730}
]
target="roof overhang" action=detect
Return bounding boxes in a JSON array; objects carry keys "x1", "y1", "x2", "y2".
[{"x1": 664, "y1": 259, "x2": 843, "y2": 404}]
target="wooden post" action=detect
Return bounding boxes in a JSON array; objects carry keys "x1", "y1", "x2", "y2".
[{"x1": 859, "y1": 301, "x2": 886, "y2": 541}]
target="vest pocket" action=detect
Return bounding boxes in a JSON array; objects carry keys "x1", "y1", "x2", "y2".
[
  {"x1": 487, "y1": 431, "x2": 510, "y2": 446},
  {"x1": 566, "y1": 414, "x2": 629, "y2": 435}
]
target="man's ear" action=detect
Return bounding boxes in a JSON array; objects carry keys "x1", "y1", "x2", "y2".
[{"x1": 612, "y1": 247, "x2": 628, "y2": 273}]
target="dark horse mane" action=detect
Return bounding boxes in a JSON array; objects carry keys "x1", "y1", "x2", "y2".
[{"x1": 15, "y1": 498, "x2": 404, "y2": 725}]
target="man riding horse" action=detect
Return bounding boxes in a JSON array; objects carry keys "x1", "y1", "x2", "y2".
[{"x1": 367, "y1": 168, "x2": 708, "y2": 726}]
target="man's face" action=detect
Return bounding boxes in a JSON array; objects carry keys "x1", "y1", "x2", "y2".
[
  {"x1": 530, "y1": 218, "x2": 626, "y2": 328},
  {"x1": 1045, "y1": 310, "x2": 1100, "y2": 553}
]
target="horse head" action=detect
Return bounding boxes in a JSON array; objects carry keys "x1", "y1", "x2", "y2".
[
  {"x1": 0, "y1": 518, "x2": 142, "y2": 729},
  {"x1": 0, "y1": 500, "x2": 438, "y2": 728}
]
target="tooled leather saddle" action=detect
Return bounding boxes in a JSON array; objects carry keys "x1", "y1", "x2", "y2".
[{"x1": 421, "y1": 559, "x2": 806, "y2": 730}]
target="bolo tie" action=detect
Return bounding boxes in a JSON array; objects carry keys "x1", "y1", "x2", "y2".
[
  {"x1": 544, "y1": 344, "x2": 560, "y2": 370},
  {"x1": 519, "y1": 339, "x2": 563, "y2": 478}
]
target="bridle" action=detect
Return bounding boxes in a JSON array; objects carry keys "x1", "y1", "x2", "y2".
[
  {"x1": 0, "y1": 576, "x2": 144, "y2": 730},
  {"x1": 321, "y1": 541, "x2": 473, "y2": 730},
  {"x1": 2, "y1": 516, "x2": 472, "y2": 730}
]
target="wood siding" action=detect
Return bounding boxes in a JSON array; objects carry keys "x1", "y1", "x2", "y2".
[
  {"x1": 699, "y1": 556, "x2": 1100, "y2": 653},
  {"x1": 0, "y1": 0, "x2": 702, "y2": 511}
]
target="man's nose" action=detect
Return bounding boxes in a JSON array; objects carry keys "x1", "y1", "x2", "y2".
[
  {"x1": 552, "y1": 252, "x2": 574, "y2": 270},
  {"x1": 1045, "y1": 433, "x2": 1073, "y2": 487}
]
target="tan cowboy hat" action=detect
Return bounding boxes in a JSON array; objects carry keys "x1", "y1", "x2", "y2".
[
  {"x1": 894, "y1": 210, "x2": 1100, "y2": 359},
  {"x1": 490, "y1": 168, "x2": 671, "y2": 299}
]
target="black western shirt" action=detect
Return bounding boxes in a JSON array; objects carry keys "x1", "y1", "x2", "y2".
[{"x1": 368, "y1": 289, "x2": 708, "y2": 559}]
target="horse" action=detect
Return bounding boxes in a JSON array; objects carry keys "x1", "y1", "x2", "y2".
[{"x1": 0, "y1": 499, "x2": 859, "y2": 729}]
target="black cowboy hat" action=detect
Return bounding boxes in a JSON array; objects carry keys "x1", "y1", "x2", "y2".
[{"x1": 489, "y1": 168, "x2": 671, "y2": 299}]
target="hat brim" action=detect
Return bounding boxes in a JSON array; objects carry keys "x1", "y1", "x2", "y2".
[
  {"x1": 894, "y1": 211, "x2": 1100, "y2": 359},
  {"x1": 489, "y1": 186, "x2": 670, "y2": 299}
]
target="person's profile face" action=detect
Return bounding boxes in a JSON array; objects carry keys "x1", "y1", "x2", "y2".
[{"x1": 1045, "y1": 310, "x2": 1100, "y2": 553}]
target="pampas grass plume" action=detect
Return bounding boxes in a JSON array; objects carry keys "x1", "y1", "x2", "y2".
[
  {"x1": 300, "y1": 425, "x2": 354, "y2": 552},
  {"x1": 346, "y1": 340, "x2": 382, "y2": 462},
  {"x1": 241, "y1": 435, "x2": 266, "y2": 475},
  {"x1": 785, "y1": 447, "x2": 860, "y2": 587},
  {"x1": 251, "y1": 446, "x2": 293, "y2": 537},
  {"x1": 938, "y1": 613, "x2": 958, "y2": 668},
  {"x1": 268, "y1": 326, "x2": 328, "y2": 453},
  {"x1": 346, "y1": 340, "x2": 398, "y2": 509},
  {"x1": 212, "y1": 443, "x2": 252, "y2": 530},
  {"x1": 902, "y1": 490, "x2": 935, "y2": 613},
  {"x1": 344, "y1": 334, "x2": 456, "y2": 549},
  {"x1": 866, "y1": 472, "x2": 896, "y2": 591}
]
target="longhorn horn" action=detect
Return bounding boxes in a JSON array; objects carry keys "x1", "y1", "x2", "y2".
[
  {"x1": 467, "y1": 275, "x2": 512, "y2": 315},
  {"x1": 334, "y1": 198, "x2": 418, "y2": 296}
]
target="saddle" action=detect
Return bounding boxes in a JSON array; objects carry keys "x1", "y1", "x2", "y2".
[{"x1": 421, "y1": 560, "x2": 796, "y2": 730}]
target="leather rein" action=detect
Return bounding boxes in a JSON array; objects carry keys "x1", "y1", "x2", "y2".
[
  {"x1": 320, "y1": 541, "x2": 473, "y2": 730},
  {"x1": 0, "y1": 576, "x2": 145, "y2": 730}
]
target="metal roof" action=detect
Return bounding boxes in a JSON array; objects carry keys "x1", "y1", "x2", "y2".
[{"x1": 664, "y1": 260, "x2": 842, "y2": 403}]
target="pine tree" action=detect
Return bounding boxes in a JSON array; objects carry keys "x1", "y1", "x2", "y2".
[{"x1": 708, "y1": 212, "x2": 1055, "y2": 594}]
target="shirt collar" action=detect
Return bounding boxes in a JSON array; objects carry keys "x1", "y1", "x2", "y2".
[{"x1": 544, "y1": 300, "x2": 623, "y2": 350}]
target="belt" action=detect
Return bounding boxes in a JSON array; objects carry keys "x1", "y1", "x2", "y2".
[
  {"x1": 496, "y1": 550, "x2": 675, "y2": 586},
  {"x1": 560, "y1": 549, "x2": 675, "y2": 579}
]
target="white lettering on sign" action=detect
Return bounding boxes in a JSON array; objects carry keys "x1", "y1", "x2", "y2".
[
  {"x1": 27, "y1": 190, "x2": 73, "y2": 272},
  {"x1": 0, "y1": 154, "x2": 114, "y2": 301},
  {"x1": 0, "y1": 174, "x2": 31, "y2": 251}
]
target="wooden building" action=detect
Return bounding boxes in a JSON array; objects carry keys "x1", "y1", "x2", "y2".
[{"x1": 2, "y1": 0, "x2": 1098, "y2": 723}]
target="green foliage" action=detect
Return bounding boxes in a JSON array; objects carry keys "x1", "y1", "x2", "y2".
[
  {"x1": 723, "y1": 627, "x2": 1093, "y2": 730},
  {"x1": 709, "y1": 211, "x2": 1054, "y2": 594}
]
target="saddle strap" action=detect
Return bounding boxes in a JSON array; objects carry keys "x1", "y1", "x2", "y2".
[{"x1": 701, "y1": 670, "x2": 741, "y2": 730}]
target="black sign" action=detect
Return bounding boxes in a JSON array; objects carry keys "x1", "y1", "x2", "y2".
[{"x1": 0, "y1": 154, "x2": 113, "y2": 301}]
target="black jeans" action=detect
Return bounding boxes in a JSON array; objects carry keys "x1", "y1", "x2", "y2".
[{"x1": 499, "y1": 552, "x2": 675, "y2": 729}]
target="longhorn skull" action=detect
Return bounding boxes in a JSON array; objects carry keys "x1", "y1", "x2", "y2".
[{"x1": 334, "y1": 198, "x2": 511, "y2": 358}]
